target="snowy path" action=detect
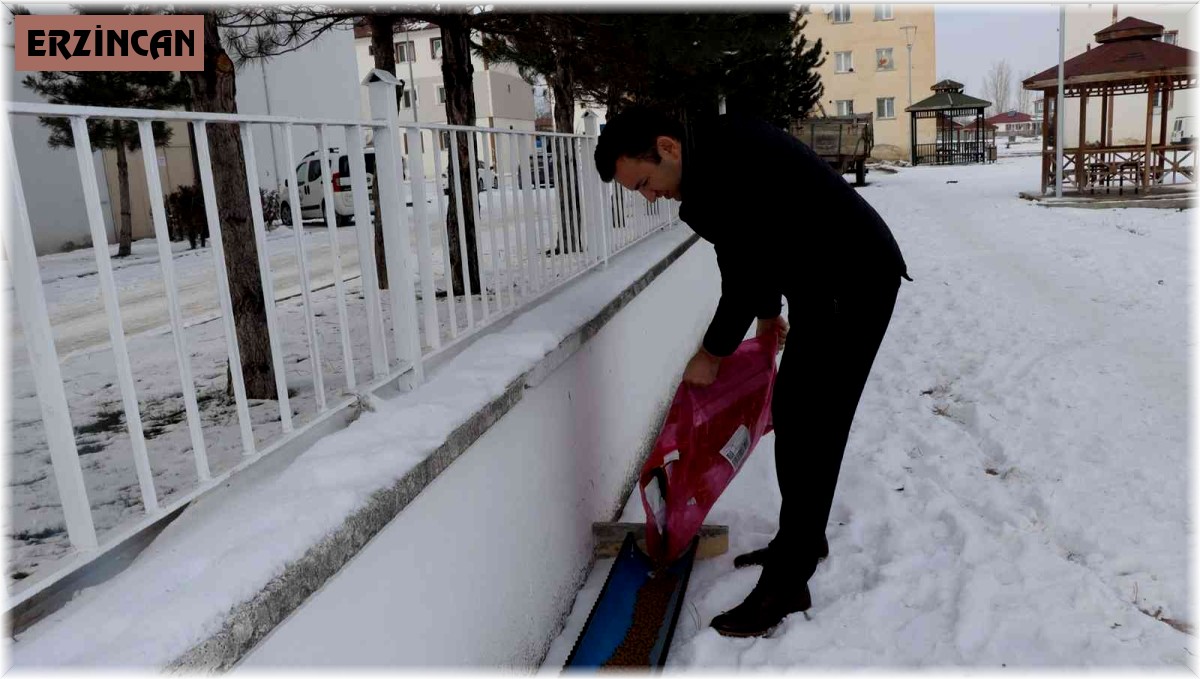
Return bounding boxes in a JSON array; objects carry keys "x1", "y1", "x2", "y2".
[{"x1": 542, "y1": 157, "x2": 1192, "y2": 668}]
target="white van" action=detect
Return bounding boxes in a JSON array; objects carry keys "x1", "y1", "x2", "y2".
[
  {"x1": 1171, "y1": 116, "x2": 1193, "y2": 145},
  {"x1": 281, "y1": 148, "x2": 491, "y2": 227}
]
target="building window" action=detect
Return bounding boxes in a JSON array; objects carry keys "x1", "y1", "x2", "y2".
[
  {"x1": 832, "y1": 4, "x2": 851, "y2": 23},
  {"x1": 1160, "y1": 30, "x2": 1179, "y2": 46},
  {"x1": 876, "y1": 48, "x2": 894, "y2": 70},
  {"x1": 877, "y1": 97, "x2": 895, "y2": 119},
  {"x1": 431, "y1": 37, "x2": 443, "y2": 60},
  {"x1": 395, "y1": 40, "x2": 415, "y2": 63},
  {"x1": 1154, "y1": 88, "x2": 1173, "y2": 110},
  {"x1": 875, "y1": 4, "x2": 894, "y2": 20},
  {"x1": 836, "y1": 100, "x2": 854, "y2": 116},
  {"x1": 439, "y1": 130, "x2": 450, "y2": 150},
  {"x1": 437, "y1": 86, "x2": 446, "y2": 104},
  {"x1": 401, "y1": 90, "x2": 413, "y2": 109},
  {"x1": 834, "y1": 51, "x2": 854, "y2": 73}
]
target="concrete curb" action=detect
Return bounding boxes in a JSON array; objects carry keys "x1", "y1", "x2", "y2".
[{"x1": 167, "y1": 232, "x2": 702, "y2": 672}]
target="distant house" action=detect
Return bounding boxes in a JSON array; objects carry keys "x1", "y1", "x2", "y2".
[
  {"x1": 958, "y1": 118, "x2": 998, "y2": 142},
  {"x1": 987, "y1": 110, "x2": 1037, "y2": 137}
]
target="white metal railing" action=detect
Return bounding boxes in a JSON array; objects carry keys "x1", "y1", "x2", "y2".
[{"x1": 4, "y1": 85, "x2": 676, "y2": 606}]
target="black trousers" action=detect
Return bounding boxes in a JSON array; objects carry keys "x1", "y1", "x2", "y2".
[{"x1": 766, "y1": 275, "x2": 901, "y2": 583}]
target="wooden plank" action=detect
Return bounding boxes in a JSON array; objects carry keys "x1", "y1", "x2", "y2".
[{"x1": 592, "y1": 522, "x2": 728, "y2": 561}]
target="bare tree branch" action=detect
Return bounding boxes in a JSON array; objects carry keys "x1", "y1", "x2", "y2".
[{"x1": 984, "y1": 59, "x2": 1013, "y2": 115}]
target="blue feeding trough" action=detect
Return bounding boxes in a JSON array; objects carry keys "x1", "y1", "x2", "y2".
[{"x1": 563, "y1": 533, "x2": 698, "y2": 669}]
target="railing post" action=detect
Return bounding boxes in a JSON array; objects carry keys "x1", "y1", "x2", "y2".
[
  {"x1": 240, "y1": 122, "x2": 294, "y2": 430},
  {"x1": 365, "y1": 69, "x2": 423, "y2": 385},
  {"x1": 517, "y1": 134, "x2": 539, "y2": 293},
  {"x1": 407, "y1": 127, "x2": 439, "y2": 352},
  {"x1": 316, "y1": 124, "x2": 357, "y2": 391},
  {"x1": 80, "y1": 118, "x2": 156, "y2": 512},
  {"x1": 582, "y1": 113, "x2": 608, "y2": 268},
  {"x1": 193, "y1": 122, "x2": 256, "y2": 456},
  {"x1": 138, "y1": 122, "x2": 211, "y2": 484},
  {"x1": 4, "y1": 120, "x2": 98, "y2": 551},
  {"x1": 344, "y1": 124, "x2": 389, "y2": 381},
  {"x1": 281, "y1": 123, "x2": 328, "y2": 410}
]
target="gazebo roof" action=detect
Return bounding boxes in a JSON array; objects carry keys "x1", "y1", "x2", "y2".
[
  {"x1": 1023, "y1": 16, "x2": 1195, "y2": 91},
  {"x1": 906, "y1": 89, "x2": 992, "y2": 113}
]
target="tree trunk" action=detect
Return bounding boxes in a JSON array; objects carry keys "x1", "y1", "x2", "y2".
[
  {"x1": 370, "y1": 176, "x2": 388, "y2": 289},
  {"x1": 440, "y1": 17, "x2": 481, "y2": 297},
  {"x1": 550, "y1": 70, "x2": 580, "y2": 254},
  {"x1": 113, "y1": 128, "x2": 134, "y2": 258},
  {"x1": 368, "y1": 14, "x2": 398, "y2": 290},
  {"x1": 183, "y1": 11, "x2": 277, "y2": 401},
  {"x1": 183, "y1": 98, "x2": 202, "y2": 243}
]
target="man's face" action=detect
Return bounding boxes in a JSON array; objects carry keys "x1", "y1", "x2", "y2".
[{"x1": 613, "y1": 135, "x2": 684, "y2": 203}]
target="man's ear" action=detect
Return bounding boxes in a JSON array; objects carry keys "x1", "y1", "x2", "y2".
[{"x1": 657, "y1": 135, "x2": 681, "y2": 160}]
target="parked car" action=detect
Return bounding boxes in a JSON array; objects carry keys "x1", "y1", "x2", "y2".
[
  {"x1": 281, "y1": 148, "x2": 490, "y2": 227},
  {"x1": 517, "y1": 151, "x2": 556, "y2": 188}
]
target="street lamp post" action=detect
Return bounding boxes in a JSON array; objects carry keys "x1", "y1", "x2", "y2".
[{"x1": 901, "y1": 25, "x2": 917, "y2": 107}]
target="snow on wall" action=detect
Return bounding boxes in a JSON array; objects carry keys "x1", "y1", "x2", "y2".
[{"x1": 239, "y1": 238, "x2": 721, "y2": 667}]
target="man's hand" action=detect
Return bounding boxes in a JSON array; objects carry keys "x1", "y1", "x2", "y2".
[
  {"x1": 756, "y1": 315, "x2": 789, "y2": 351},
  {"x1": 683, "y1": 348, "x2": 722, "y2": 387}
]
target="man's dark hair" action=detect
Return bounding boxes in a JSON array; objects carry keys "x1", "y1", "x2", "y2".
[{"x1": 594, "y1": 107, "x2": 687, "y2": 183}]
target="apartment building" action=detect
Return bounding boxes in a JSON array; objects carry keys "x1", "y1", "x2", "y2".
[{"x1": 798, "y1": 3, "x2": 938, "y2": 160}]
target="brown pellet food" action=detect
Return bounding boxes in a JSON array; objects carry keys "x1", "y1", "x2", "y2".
[{"x1": 602, "y1": 570, "x2": 681, "y2": 667}]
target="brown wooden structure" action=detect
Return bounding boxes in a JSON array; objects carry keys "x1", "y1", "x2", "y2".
[{"x1": 1023, "y1": 17, "x2": 1197, "y2": 195}]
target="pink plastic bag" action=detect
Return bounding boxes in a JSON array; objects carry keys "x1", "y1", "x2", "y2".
[{"x1": 640, "y1": 335, "x2": 778, "y2": 565}]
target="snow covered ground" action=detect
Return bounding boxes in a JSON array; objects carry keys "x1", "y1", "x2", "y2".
[
  {"x1": 6, "y1": 181, "x2": 647, "y2": 591},
  {"x1": 7, "y1": 150, "x2": 1195, "y2": 670},
  {"x1": 542, "y1": 154, "x2": 1195, "y2": 669}
]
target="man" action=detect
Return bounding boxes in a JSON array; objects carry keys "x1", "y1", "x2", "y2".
[{"x1": 594, "y1": 108, "x2": 910, "y2": 637}]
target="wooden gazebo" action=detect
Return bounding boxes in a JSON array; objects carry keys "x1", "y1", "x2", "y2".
[
  {"x1": 1023, "y1": 17, "x2": 1197, "y2": 194},
  {"x1": 905, "y1": 80, "x2": 994, "y2": 165}
]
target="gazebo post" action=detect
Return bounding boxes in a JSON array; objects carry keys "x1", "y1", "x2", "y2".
[
  {"x1": 1078, "y1": 91, "x2": 1088, "y2": 190},
  {"x1": 1099, "y1": 86, "x2": 1108, "y2": 151},
  {"x1": 972, "y1": 109, "x2": 976, "y2": 163},
  {"x1": 1041, "y1": 90, "x2": 1050, "y2": 193},
  {"x1": 910, "y1": 113, "x2": 917, "y2": 165},
  {"x1": 1159, "y1": 79, "x2": 1170, "y2": 147},
  {"x1": 1159, "y1": 77, "x2": 1170, "y2": 177},
  {"x1": 1049, "y1": 93, "x2": 1057, "y2": 186},
  {"x1": 1106, "y1": 87, "x2": 1115, "y2": 150},
  {"x1": 1144, "y1": 79, "x2": 1156, "y2": 188}
]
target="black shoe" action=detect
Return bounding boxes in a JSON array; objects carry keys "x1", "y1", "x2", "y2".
[
  {"x1": 710, "y1": 577, "x2": 812, "y2": 638},
  {"x1": 733, "y1": 536, "x2": 829, "y2": 569}
]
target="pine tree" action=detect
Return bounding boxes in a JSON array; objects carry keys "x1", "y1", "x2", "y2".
[{"x1": 22, "y1": 71, "x2": 190, "y2": 257}]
